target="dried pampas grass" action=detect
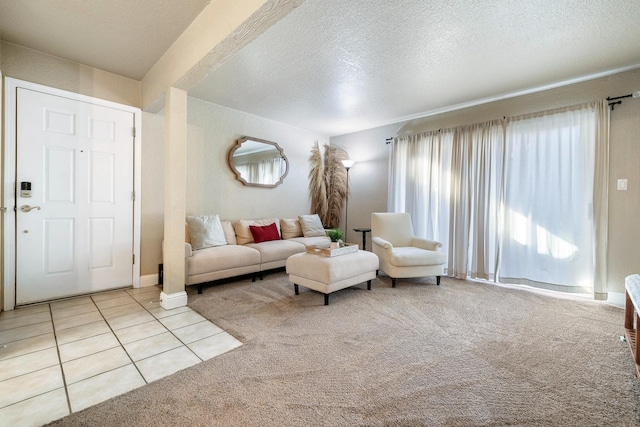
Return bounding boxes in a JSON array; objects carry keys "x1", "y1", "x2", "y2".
[
  {"x1": 308, "y1": 142, "x2": 327, "y2": 222},
  {"x1": 308, "y1": 142, "x2": 350, "y2": 228}
]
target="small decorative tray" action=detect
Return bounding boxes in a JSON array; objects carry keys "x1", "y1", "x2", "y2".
[{"x1": 305, "y1": 243, "x2": 359, "y2": 257}]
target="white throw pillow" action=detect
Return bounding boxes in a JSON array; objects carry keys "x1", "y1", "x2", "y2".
[
  {"x1": 186, "y1": 215, "x2": 227, "y2": 250},
  {"x1": 298, "y1": 214, "x2": 326, "y2": 237}
]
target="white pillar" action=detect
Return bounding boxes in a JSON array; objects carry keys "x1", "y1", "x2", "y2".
[{"x1": 160, "y1": 87, "x2": 188, "y2": 310}]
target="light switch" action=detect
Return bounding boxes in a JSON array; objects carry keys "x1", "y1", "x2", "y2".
[{"x1": 617, "y1": 179, "x2": 628, "y2": 191}]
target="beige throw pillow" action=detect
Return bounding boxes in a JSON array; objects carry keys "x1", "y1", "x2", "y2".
[
  {"x1": 186, "y1": 215, "x2": 227, "y2": 250},
  {"x1": 221, "y1": 220, "x2": 237, "y2": 245},
  {"x1": 280, "y1": 218, "x2": 303, "y2": 239},
  {"x1": 234, "y1": 218, "x2": 281, "y2": 245},
  {"x1": 298, "y1": 214, "x2": 326, "y2": 237}
]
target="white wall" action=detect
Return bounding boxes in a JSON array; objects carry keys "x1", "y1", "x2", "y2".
[{"x1": 332, "y1": 68, "x2": 640, "y2": 296}]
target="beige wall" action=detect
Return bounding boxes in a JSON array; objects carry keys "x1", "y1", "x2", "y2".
[
  {"x1": 332, "y1": 68, "x2": 640, "y2": 296},
  {"x1": 3, "y1": 41, "x2": 637, "y2": 297},
  {"x1": 1, "y1": 44, "x2": 142, "y2": 308},
  {"x1": 0, "y1": 43, "x2": 329, "y2": 280},
  {"x1": 1, "y1": 42, "x2": 140, "y2": 107},
  {"x1": 140, "y1": 97, "x2": 330, "y2": 275}
]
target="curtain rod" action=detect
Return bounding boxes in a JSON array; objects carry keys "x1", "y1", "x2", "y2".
[
  {"x1": 386, "y1": 95, "x2": 635, "y2": 141},
  {"x1": 607, "y1": 91, "x2": 640, "y2": 110}
]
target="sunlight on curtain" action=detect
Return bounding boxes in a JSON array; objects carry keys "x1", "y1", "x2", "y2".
[
  {"x1": 388, "y1": 131, "x2": 452, "y2": 255},
  {"x1": 500, "y1": 105, "x2": 597, "y2": 293},
  {"x1": 389, "y1": 123, "x2": 502, "y2": 280},
  {"x1": 388, "y1": 101, "x2": 609, "y2": 296}
]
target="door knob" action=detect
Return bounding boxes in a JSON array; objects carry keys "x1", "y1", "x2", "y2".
[{"x1": 20, "y1": 205, "x2": 41, "y2": 212}]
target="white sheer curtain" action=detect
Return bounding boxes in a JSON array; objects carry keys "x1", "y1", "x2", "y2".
[
  {"x1": 499, "y1": 105, "x2": 599, "y2": 292},
  {"x1": 388, "y1": 123, "x2": 502, "y2": 280},
  {"x1": 388, "y1": 130, "x2": 453, "y2": 257},
  {"x1": 237, "y1": 157, "x2": 286, "y2": 185},
  {"x1": 388, "y1": 101, "x2": 609, "y2": 296},
  {"x1": 460, "y1": 123, "x2": 503, "y2": 281}
]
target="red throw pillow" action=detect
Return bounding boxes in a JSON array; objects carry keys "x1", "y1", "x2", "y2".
[{"x1": 249, "y1": 223, "x2": 281, "y2": 243}]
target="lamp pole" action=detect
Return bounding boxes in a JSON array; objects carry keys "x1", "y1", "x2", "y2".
[{"x1": 341, "y1": 159, "x2": 355, "y2": 244}]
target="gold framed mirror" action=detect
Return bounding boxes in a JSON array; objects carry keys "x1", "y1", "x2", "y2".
[{"x1": 228, "y1": 136, "x2": 289, "y2": 188}]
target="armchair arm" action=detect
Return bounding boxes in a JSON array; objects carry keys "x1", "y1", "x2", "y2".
[
  {"x1": 411, "y1": 237, "x2": 442, "y2": 251},
  {"x1": 372, "y1": 236, "x2": 393, "y2": 250}
]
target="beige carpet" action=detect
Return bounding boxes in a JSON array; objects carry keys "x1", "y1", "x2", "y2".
[{"x1": 48, "y1": 272, "x2": 640, "y2": 426}]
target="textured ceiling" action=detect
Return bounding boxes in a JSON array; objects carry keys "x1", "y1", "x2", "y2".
[
  {"x1": 2, "y1": 0, "x2": 640, "y2": 136},
  {"x1": 190, "y1": 0, "x2": 640, "y2": 135},
  {"x1": 0, "y1": 0, "x2": 210, "y2": 80}
]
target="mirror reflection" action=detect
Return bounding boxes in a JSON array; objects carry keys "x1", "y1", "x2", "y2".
[{"x1": 228, "y1": 137, "x2": 289, "y2": 187}]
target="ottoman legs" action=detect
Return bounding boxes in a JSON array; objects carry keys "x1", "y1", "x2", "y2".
[{"x1": 294, "y1": 281, "x2": 372, "y2": 305}]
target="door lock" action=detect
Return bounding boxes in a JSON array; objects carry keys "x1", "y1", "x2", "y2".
[{"x1": 20, "y1": 205, "x2": 41, "y2": 212}]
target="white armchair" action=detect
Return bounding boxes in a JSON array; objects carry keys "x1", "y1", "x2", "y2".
[{"x1": 371, "y1": 212, "x2": 447, "y2": 287}]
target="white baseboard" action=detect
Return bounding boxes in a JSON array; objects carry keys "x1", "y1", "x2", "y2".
[
  {"x1": 607, "y1": 291, "x2": 625, "y2": 308},
  {"x1": 140, "y1": 274, "x2": 159, "y2": 288},
  {"x1": 160, "y1": 291, "x2": 188, "y2": 310}
]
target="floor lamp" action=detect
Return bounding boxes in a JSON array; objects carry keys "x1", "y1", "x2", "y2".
[{"x1": 341, "y1": 159, "x2": 355, "y2": 243}]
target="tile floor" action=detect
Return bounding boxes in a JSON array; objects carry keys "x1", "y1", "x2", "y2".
[{"x1": 0, "y1": 285, "x2": 242, "y2": 427}]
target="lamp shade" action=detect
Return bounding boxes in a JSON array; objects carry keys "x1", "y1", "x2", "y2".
[{"x1": 341, "y1": 159, "x2": 355, "y2": 169}]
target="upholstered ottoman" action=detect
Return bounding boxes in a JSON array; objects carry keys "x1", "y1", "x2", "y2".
[{"x1": 286, "y1": 250, "x2": 379, "y2": 305}]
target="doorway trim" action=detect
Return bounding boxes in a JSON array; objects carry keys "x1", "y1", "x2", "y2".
[{"x1": 3, "y1": 78, "x2": 142, "y2": 311}]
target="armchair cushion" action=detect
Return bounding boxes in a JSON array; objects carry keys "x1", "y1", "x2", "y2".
[{"x1": 390, "y1": 247, "x2": 447, "y2": 267}]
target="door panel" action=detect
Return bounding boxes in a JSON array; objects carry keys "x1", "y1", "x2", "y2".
[
  {"x1": 44, "y1": 218, "x2": 75, "y2": 274},
  {"x1": 16, "y1": 88, "x2": 135, "y2": 304},
  {"x1": 45, "y1": 147, "x2": 75, "y2": 202}
]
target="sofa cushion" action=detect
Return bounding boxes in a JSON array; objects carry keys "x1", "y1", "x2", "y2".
[
  {"x1": 250, "y1": 223, "x2": 281, "y2": 243},
  {"x1": 221, "y1": 220, "x2": 237, "y2": 245},
  {"x1": 246, "y1": 240, "x2": 304, "y2": 264},
  {"x1": 187, "y1": 245, "x2": 261, "y2": 276},
  {"x1": 280, "y1": 218, "x2": 303, "y2": 239},
  {"x1": 186, "y1": 215, "x2": 227, "y2": 250},
  {"x1": 298, "y1": 214, "x2": 326, "y2": 237},
  {"x1": 235, "y1": 218, "x2": 281, "y2": 245}
]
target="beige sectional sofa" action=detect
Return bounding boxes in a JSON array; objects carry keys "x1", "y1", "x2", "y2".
[{"x1": 185, "y1": 216, "x2": 330, "y2": 293}]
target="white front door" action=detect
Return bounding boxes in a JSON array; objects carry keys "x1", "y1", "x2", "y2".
[{"x1": 15, "y1": 87, "x2": 135, "y2": 305}]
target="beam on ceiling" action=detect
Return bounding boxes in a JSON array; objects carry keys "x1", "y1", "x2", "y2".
[{"x1": 142, "y1": 0, "x2": 304, "y2": 112}]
